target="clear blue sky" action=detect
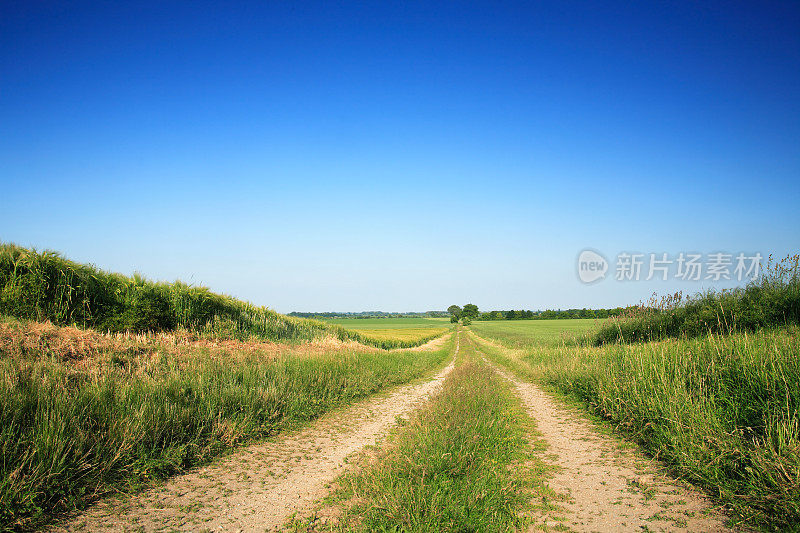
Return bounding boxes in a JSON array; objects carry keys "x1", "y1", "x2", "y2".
[{"x1": 2, "y1": 1, "x2": 798, "y2": 313}]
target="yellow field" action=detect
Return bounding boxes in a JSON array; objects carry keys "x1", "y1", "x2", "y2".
[{"x1": 352, "y1": 327, "x2": 448, "y2": 343}]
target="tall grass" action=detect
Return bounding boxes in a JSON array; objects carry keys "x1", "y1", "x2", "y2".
[
  {"x1": 592, "y1": 254, "x2": 800, "y2": 345},
  {"x1": 472, "y1": 328, "x2": 800, "y2": 530},
  {"x1": 0, "y1": 325, "x2": 454, "y2": 531},
  {"x1": 0, "y1": 243, "x2": 441, "y2": 349}
]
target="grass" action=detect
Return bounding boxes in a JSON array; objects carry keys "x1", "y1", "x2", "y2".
[
  {"x1": 0, "y1": 317, "x2": 455, "y2": 531},
  {"x1": 310, "y1": 331, "x2": 558, "y2": 532},
  {"x1": 470, "y1": 323, "x2": 800, "y2": 530},
  {"x1": 470, "y1": 318, "x2": 597, "y2": 348},
  {"x1": 591, "y1": 254, "x2": 800, "y2": 346},
  {"x1": 0, "y1": 243, "x2": 444, "y2": 350}
]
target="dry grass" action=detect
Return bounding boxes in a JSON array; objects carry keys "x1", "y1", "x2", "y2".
[{"x1": 0, "y1": 317, "x2": 454, "y2": 530}]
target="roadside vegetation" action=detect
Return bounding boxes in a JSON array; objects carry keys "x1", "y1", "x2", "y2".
[
  {"x1": 0, "y1": 243, "x2": 448, "y2": 349},
  {"x1": 591, "y1": 254, "x2": 800, "y2": 345},
  {"x1": 0, "y1": 316, "x2": 454, "y2": 531},
  {"x1": 472, "y1": 316, "x2": 800, "y2": 530},
  {"x1": 319, "y1": 333, "x2": 557, "y2": 532}
]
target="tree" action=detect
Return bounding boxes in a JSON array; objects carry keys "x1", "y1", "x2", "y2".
[
  {"x1": 447, "y1": 305, "x2": 462, "y2": 318},
  {"x1": 462, "y1": 303, "x2": 479, "y2": 319}
]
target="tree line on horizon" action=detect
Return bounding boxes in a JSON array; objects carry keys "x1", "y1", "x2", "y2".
[
  {"x1": 448, "y1": 304, "x2": 625, "y2": 322},
  {"x1": 287, "y1": 311, "x2": 450, "y2": 319}
]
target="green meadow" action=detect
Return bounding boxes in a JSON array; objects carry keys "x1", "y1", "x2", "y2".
[{"x1": 470, "y1": 318, "x2": 597, "y2": 348}]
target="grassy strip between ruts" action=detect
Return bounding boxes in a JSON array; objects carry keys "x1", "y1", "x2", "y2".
[
  {"x1": 468, "y1": 327, "x2": 800, "y2": 531},
  {"x1": 301, "y1": 330, "x2": 561, "y2": 532},
  {"x1": 0, "y1": 325, "x2": 455, "y2": 532}
]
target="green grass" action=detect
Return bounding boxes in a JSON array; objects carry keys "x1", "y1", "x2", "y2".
[
  {"x1": 471, "y1": 327, "x2": 800, "y2": 530},
  {"x1": 0, "y1": 243, "x2": 443, "y2": 350},
  {"x1": 470, "y1": 318, "x2": 598, "y2": 348},
  {"x1": 591, "y1": 254, "x2": 800, "y2": 346},
  {"x1": 314, "y1": 332, "x2": 557, "y2": 532},
  {"x1": 0, "y1": 323, "x2": 455, "y2": 531}
]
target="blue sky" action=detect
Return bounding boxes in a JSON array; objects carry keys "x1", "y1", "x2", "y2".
[{"x1": 2, "y1": 1, "x2": 799, "y2": 313}]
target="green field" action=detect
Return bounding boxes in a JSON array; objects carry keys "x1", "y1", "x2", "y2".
[{"x1": 469, "y1": 318, "x2": 598, "y2": 347}]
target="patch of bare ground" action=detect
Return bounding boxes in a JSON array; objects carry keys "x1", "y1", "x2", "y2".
[
  {"x1": 472, "y1": 336, "x2": 731, "y2": 532},
  {"x1": 48, "y1": 337, "x2": 459, "y2": 532}
]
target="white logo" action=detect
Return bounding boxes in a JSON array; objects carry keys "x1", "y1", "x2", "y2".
[{"x1": 577, "y1": 249, "x2": 608, "y2": 284}]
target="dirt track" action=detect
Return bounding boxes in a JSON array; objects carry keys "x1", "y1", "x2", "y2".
[
  {"x1": 50, "y1": 336, "x2": 458, "y2": 532},
  {"x1": 469, "y1": 333, "x2": 730, "y2": 532},
  {"x1": 50, "y1": 330, "x2": 733, "y2": 532}
]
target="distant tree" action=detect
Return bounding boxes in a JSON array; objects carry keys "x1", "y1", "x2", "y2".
[
  {"x1": 447, "y1": 305, "x2": 462, "y2": 318},
  {"x1": 450, "y1": 314, "x2": 459, "y2": 323},
  {"x1": 461, "y1": 316, "x2": 471, "y2": 326},
  {"x1": 462, "y1": 303, "x2": 479, "y2": 319}
]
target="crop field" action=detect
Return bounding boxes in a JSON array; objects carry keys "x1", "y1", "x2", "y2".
[
  {"x1": 323, "y1": 317, "x2": 451, "y2": 329},
  {"x1": 469, "y1": 318, "x2": 597, "y2": 347},
  {"x1": 323, "y1": 317, "x2": 452, "y2": 345}
]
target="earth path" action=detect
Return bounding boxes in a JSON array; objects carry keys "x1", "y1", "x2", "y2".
[
  {"x1": 468, "y1": 332, "x2": 732, "y2": 533},
  {"x1": 51, "y1": 334, "x2": 459, "y2": 532}
]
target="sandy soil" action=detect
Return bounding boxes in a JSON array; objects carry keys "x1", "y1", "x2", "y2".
[
  {"x1": 469, "y1": 335, "x2": 731, "y2": 532},
  {"x1": 50, "y1": 335, "x2": 459, "y2": 532}
]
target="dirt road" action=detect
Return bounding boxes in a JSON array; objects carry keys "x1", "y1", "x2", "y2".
[
  {"x1": 51, "y1": 336, "x2": 459, "y2": 532},
  {"x1": 469, "y1": 333, "x2": 730, "y2": 532}
]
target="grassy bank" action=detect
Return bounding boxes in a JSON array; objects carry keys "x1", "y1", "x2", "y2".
[
  {"x1": 591, "y1": 254, "x2": 800, "y2": 345},
  {"x1": 0, "y1": 243, "x2": 445, "y2": 350},
  {"x1": 320, "y1": 332, "x2": 555, "y2": 532},
  {"x1": 0, "y1": 318, "x2": 454, "y2": 531},
  {"x1": 471, "y1": 323, "x2": 800, "y2": 530}
]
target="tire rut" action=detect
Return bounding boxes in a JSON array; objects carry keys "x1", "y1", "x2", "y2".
[
  {"x1": 469, "y1": 333, "x2": 731, "y2": 533},
  {"x1": 50, "y1": 335, "x2": 459, "y2": 532}
]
